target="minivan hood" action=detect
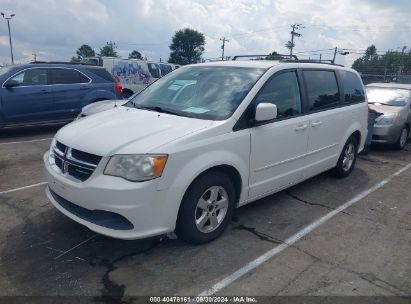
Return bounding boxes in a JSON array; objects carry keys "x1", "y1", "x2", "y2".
[
  {"x1": 56, "y1": 106, "x2": 213, "y2": 156},
  {"x1": 368, "y1": 103, "x2": 404, "y2": 114}
]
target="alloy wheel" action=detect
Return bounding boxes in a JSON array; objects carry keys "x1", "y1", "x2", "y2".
[{"x1": 194, "y1": 186, "x2": 229, "y2": 233}]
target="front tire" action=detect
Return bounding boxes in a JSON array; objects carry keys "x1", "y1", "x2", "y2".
[
  {"x1": 176, "y1": 172, "x2": 236, "y2": 244},
  {"x1": 394, "y1": 127, "x2": 409, "y2": 150},
  {"x1": 333, "y1": 136, "x2": 358, "y2": 178}
]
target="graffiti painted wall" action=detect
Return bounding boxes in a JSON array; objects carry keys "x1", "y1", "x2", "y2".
[{"x1": 111, "y1": 60, "x2": 152, "y2": 89}]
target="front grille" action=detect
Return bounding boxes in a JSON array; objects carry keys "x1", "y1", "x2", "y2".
[
  {"x1": 52, "y1": 141, "x2": 102, "y2": 182},
  {"x1": 71, "y1": 148, "x2": 101, "y2": 165}
]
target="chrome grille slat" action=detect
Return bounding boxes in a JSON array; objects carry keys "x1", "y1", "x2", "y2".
[{"x1": 52, "y1": 141, "x2": 102, "y2": 182}]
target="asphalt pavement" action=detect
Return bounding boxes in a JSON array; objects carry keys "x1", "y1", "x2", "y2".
[{"x1": 0, "y1": 125, "x2": 410, "y2": 303}]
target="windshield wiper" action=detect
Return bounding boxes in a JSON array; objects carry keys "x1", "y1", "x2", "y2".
[{"x1": 134, "y1": 105, "x2": 185, "y2": 117}]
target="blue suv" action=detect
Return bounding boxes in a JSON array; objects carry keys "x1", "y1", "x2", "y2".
[{"x1": 0, "y1": 63, "x2": 123, "y2": 128}]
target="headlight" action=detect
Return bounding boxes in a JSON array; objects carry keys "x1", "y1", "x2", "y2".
[
  {"x1": 104, "y1": 154, "x2": 168, "y2": 182},
  {"x1": 375, "y1": 113, "x2": 399, "y2": 126},
  {"x1": 48, "y1": 138, "x2": 57, "y2": 165}
]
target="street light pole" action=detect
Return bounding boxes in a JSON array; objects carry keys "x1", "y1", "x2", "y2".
[{"x1": 1, "y1": 12, "x2": 15, "y2": 64}]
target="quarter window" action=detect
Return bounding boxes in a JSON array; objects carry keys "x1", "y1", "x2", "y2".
[
  {"x1": 254, "y1": 71, "x2": 302, "y2": 118},
  {"x1": 10, "y1": 69, "x2": 48, "y2": 86},
  {"x1": 304, "y1": 70, "x2": 340, "y2": 111},
  {"x1": 49, "y1": 68, "x2": 89, "y2": 85},
  {"x1": 340, "y1": 71, "x2": 365, "y2": 103}
]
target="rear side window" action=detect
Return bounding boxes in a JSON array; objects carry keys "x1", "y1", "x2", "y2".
[
  {"x1": 304, "y1": 70, "x2": 340, "y2": 111},
  {"x1": 86, "y1": 68, "x2": 115, "y2": 82},
  {"x1": 160, "y1": 64, "x2": 173, "y2": 76},
  {"x1": 49, "y1": 68, "x2": 89, "y2": 85},
  {"x1": 10, "y1": 68, "x2": 48, "y2": 86},
  {"x1": 148, "y1": 63, "x2": 160, "y2": 78},
  {"x1": 340, "y1": 71, "x2": 365, "y2": 103}
]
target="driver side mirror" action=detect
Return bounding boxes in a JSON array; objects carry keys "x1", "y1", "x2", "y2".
[
  {"x1": 4, "y1": 80, "x2": 20, "y2": 88},
  {"x1": 255, "y1": 103, "x2": 277, "y2": 122}
]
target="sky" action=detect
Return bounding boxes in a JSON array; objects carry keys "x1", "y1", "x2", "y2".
[{"x1": 0, "y1": 0, "x2": 410, "y2": 67}]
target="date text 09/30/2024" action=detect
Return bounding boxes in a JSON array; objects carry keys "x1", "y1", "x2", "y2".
[{"x1": 149, "y1": 296, "x2": 258, "y2": 303}]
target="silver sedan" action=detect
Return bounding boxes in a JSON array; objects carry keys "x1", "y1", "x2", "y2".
[{"x1": 366, "y1": 83, "x2": 411, "y2": 149}]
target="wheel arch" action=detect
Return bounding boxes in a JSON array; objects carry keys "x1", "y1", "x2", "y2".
[
  {"x1": 340, "y1": 122, "x2": 364, "y2": 154},
  {"x1": 182, "y1": 164, "x2": 243, "y2": 205}
]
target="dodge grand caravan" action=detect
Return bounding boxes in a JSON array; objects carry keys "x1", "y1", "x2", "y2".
[{"x1": 44, "y1": 61, "x2": 368, "y2": 244}]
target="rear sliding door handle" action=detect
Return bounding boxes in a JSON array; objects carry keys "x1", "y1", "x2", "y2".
[
  {"x1": 295, "y1": 124, "x2": 308, "y2": 131},
  {"x1": 311, "y1": 121, "x2": 323, "y2": 127}
]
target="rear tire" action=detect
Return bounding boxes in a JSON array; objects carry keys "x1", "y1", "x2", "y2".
[
  {"x1": 175, "y1": 172, "x2": 236, "y2": 244},
  {"x1": 333, "y1": 136, "x2": 358, "y2": 178},
  {"x1": 394, "y1": 126, "x2": 409, "y2": 150}
]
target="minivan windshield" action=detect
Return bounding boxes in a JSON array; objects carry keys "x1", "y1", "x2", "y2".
[
  {"x1": 366, "y1": 87, "x2": 410, "y2": 107},
  {"x1": 126, "y1": 66, "x2": 266, "y2": 120}
]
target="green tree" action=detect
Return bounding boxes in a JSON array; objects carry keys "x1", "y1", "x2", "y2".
[
  {"x1": 70, "y1": 56, "x2": 80, "y2": 63},
  {"x1": 352, "y1": 45, "x2": 411, "y2": 83},
  {"x1": 266, "y1": 51, "x2": 283, "y2": 60},
  {"x1": 285, "y1": 41, "x2": 294, "y2": 52},
  {"x1": 128, "y1": 50, "x2": 143, "y2": 60},
  {"x1": 75, "y1": 44, "x2": 95, "y2": 60},
  {"x1": 99, "y1": 41, "x2": 119, "y2": 57},
  {"x1": 364, "y1": 45, "x2": 377, "y2": 61},
  {"x1": 169, "y1": 28, "x2": 205, "y2": 65}
]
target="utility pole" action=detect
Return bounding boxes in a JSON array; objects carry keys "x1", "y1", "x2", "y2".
[
  {"x1": 32, "y1": 52, "x2": 39, "y2": 62},
  {"x1": 1, "y1": 12, "x2": 15, "y2": 64},
  {"x1": 220, "y1": 37, "x2": 229, "y2": 61},
  {"x1": 384, "y1": 50, "x2": 390, "y2": 82},
  {"x1": 288, "y1": 24, "x2": 303, "y2": 57},
  {"x1": 399, "y1": 46, "x2": 407, "y2": 76},
  {"x1": 332, "y1": 47, "x2": 338, "y2": 64}
]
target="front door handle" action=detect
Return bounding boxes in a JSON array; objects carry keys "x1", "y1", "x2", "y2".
[
  {"x1": 295, "y1": 124, "x2": 308, "y2": 131},
  {"x1": 311, "y1": 121, "x2": 323, "y2": 127}
]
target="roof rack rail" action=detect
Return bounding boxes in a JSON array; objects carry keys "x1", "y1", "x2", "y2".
[
  {"x1": 280, "y1": 59, "x2": 344, "y2": 67},
  {"x1": 29, "y1": 61, "x2": 95, "y2": 66},
  {"x1": 231, "y1": 55, "x2": 344, "y2": 67},
  {"x1": 232, "y1": 54, "x2": 298, "y2": 61}
]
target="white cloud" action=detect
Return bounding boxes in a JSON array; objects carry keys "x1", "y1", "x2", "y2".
[{"x1": 0, "y1": 0, "x2": 409, "y2": 66}]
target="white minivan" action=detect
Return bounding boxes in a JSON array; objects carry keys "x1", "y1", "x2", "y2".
[
  {"x1": 44, "y1": 61, "x2": 368, "y2": 244},
  {"x1": 82, "y1": 57, "x2": 177, "y2": 97}
]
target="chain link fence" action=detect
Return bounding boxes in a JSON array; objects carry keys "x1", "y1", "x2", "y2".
[{"x1": 360, "y1": 74, "x2": 411, "y2": 85}]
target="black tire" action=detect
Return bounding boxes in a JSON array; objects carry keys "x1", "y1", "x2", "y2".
[
  {"x1": 333, "y1": 136, "x2": 358, "y2": 178},
  {"x1": 394, "y1": 126, "x2": 409, "y2": 150},
  {"x1": 175, "y1": 171, "x2": 236, "y2": 244}
]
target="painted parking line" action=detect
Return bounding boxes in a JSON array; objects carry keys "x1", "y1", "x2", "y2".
[
  {"x1": 0, "y1": 182, "x2": 48, "y2": 195},
  {"x1": 197, "y1": 162, "x2": 411, "y2": 297},
  {"x1": 0, "y1": 138, "x2": 52, "y2": 145}
]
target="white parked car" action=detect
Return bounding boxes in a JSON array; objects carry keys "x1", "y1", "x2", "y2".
[
  {"x1": 44, "y1": 61, "x2": 367, "y2": 244},
  {"x1": 77, "y1": 99, "x2": 128, "y2": 119}
]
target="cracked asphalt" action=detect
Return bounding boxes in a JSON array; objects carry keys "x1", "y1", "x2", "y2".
[{"x1": 0, "y1": 126, "x2": 410, "y2": 302}]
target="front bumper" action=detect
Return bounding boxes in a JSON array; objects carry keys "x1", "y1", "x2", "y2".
[
  {"x1": 372, "y1": 124, "x2": 402, "y2": 144},
  {"x1": 44, "y1": 152, "x2": 181, "y2": 240}
]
